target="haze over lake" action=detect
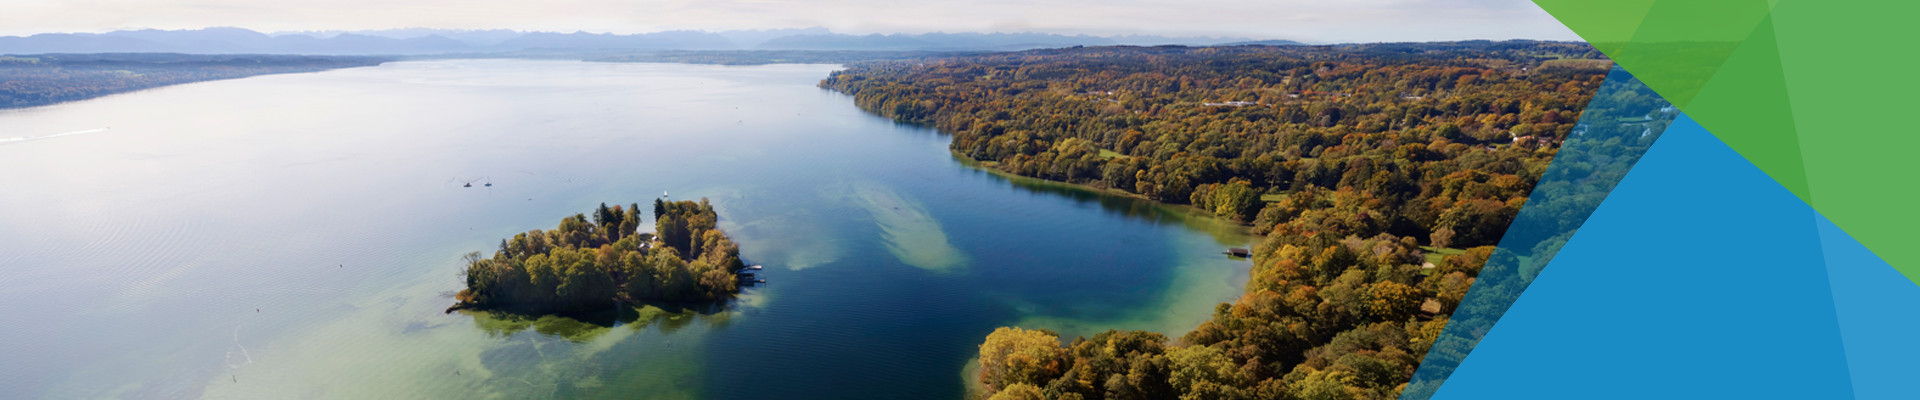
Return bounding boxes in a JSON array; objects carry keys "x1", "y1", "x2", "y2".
[{"x1": 0, "y1": 59, "x2": 1250, "y2": 399}]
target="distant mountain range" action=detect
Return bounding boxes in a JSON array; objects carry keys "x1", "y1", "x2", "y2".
[
  {"x1": 265, "y1": 28, "x2": 526, "y2": 47},
  {"x1": 1217, "y1": 39, "x2": 1310, "y2": 47},
  {"x1": 0, "y1": 27, "x2": 471, "y2": 55},
  {"x1": 0, "y1": 27, "x2": 1298, "y2": 55}
]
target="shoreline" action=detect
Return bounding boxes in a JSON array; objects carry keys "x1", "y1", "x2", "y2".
[{"x1": 948, "y1": 149, "x2": 1255, "y2": 236}]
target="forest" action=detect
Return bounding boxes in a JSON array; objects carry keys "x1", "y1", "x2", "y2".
[
  {"x1": 0, "y1": 53, "x2": 387, "y2": 109},
  {"x1": 454, "y1": 199, "x2": 746, "y2": 313},
  {"x1": 818, "y1": 42, "x2": 1624, "y2": 400},
  {"x1": 821, "y1": 41, "x2": 1607, "y2": 241},
  {"x1": 589, "y1": 50, "x2": 981, "y2": 66}
]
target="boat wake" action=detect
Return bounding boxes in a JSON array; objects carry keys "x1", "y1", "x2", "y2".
[
  {"x1": 225, "y1": 323, "x2": 255, "y2": 369},
  {"x1": 0, "y1": 127, "x2": 110, "y2": 145}
]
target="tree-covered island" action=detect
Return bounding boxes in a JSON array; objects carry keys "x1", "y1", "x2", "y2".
[{"x1": 453, "y1": 199, "x2": 746, "y2": 313}]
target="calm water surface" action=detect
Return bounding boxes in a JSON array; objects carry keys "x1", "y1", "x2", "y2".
[{"x1": 0, "y1": 59, "x2": 1249, "y2": 399}]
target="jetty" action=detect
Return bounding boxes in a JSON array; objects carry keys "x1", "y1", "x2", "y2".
[{"x1": 736, "y1": 264, "x2": 767, "y2": 286}]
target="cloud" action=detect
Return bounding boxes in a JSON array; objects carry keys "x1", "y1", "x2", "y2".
[{"x1": 0, "y1": 0, "x2": 1577, "y2": 42}]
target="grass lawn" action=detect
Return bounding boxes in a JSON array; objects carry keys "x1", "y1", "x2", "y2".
[{"x1": 1419, "y1": 246, "x2": 1466, "y2": 266}]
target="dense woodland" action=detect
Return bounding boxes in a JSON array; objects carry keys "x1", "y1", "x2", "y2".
[
  {"x1": 590, "y1": 50, "x2": 980, "y2": 66},
  {"x1": 0, "y1": 53, "x2": 386, "y2": 109},
  {"x1": 823, "y1": 42, "x2": 1608, "y2": 242},
  {"x1": 820, "y1": 42, "x2": 1621, "y2": 400},
  {"x1": 456, "y1": 199, "x2": 745, "y2": 313}
]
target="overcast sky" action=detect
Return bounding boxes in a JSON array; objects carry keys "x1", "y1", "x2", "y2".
[{"x1": 2, "y1": 0, "x2": 1579, "y2": 43}]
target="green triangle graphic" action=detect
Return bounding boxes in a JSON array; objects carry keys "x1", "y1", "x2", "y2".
[
  {"x1": 1531, "y1": 0, "x2": 1659, "y2": 55},
  {"x1": 1610, "y1": 0, "x2": 1773, "y2": 108},
  {"x1": 1682, "y1": 13, "x2": 1811, "y2": 202},
  {"x1": 1535, "y1": 0, "x2": 1920, "y2": 284},
  {"x1": 1772, "y1": 0, "x2": 1920, "y2": 284}
]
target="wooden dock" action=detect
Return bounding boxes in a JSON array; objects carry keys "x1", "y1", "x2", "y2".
[{"x1": 736, "y1": 263, "x2": 767, "y2": 285}]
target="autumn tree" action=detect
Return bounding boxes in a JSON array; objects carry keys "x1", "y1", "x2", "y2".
[{"x1": 980, "y1": 327, "x2": 1069, "y2": 394}]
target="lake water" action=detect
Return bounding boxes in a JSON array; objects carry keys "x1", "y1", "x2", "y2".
[{"x1": 0, "y1": 59, "x2": 1250, "y2": 399}]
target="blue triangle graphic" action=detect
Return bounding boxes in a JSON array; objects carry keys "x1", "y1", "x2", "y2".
[
  {"x1": 1402, "y1": 67, "x2": 1679, "y2": 399},
  {"x1": 1431, "y1": 115, "x2": 1854, "y2": 399}
]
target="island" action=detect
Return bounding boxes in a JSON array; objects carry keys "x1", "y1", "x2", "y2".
[{"x1": 452, "y1": 198, "x2": 746, "y2": 313}]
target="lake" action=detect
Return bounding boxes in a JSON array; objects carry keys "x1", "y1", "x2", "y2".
[{"x1": 0, "y1": 59, "x2": 1250, "y2": 399}]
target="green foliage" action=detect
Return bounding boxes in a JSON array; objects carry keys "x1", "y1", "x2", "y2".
[
  {"x1": 1191, "y1": 181, "x2": 1263, "y2": 224},
  {"x1": 458, "y1": 199, "x2": 744, "y2": 313},
  {"x1": 1166, "y1": 345, "x2": 1251, "y2": 400}
]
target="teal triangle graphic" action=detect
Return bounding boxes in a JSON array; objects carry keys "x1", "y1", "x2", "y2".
[{"x1": 1818, "y1": 215, "x2": 1920, "y2": 399}]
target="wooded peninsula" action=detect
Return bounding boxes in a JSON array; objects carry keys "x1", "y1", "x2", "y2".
[
  {"x1": 454, "y1": 199, "x2": 745, "y2": 313},
  {"x1": 823, "y1": 41, "x2": 1621, "y2": 400},
  {"x1": 589, "y1": 50, "x2": 982, "y2": 66},
  {"x1": 0, "y1": 53, "x2": 387, "y2": 109}
]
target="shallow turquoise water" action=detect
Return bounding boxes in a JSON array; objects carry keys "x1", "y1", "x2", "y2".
[{"x1": 0, "y1": 59, "x2": 1250, "y2": 399}]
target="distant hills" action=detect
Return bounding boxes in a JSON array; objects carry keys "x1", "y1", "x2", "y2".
[
  {"x1": 757, "y1": 32, "x2": 1118, "y2": 51},
  {"x1": 1217, "y1": 39, "x2": 1310, "y2": 46},
  {"x1": 265, "y1": 28, "x2": 525, "y2": 47},
  {"x1": 713, "y1": 27, "x2": 836, "y2": 49},
  {"x1": 0, "y1": 27, "x2": 1296, "y2": 55},
  {"x1": 491, "y1": 31, "x2": 738, "y2": 51},
  {"x1": 0, "y1": 27, "x2": 471, "y2": 55}
]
